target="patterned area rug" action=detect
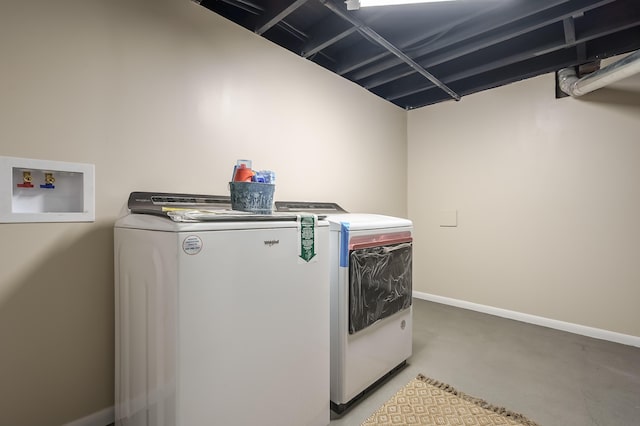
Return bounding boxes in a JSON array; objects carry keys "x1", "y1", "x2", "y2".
[{"x1": 361, "y1": 374, "x2": 540, "y2": 426}]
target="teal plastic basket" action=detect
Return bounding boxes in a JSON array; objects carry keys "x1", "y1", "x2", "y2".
[{"x1": 229, "y1": 182, "x2": 275, "y2": 214}]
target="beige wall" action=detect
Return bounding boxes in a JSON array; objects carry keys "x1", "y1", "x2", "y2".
[
  {"x1": 2, "y1": 0, "x2": 639, "y2": 423},
  {"x1": 0, "y1": 0, "x2": 406, "y2": 424},
  {"x1": 408, "y1": 72, "x2": 640, "y2": 337}
]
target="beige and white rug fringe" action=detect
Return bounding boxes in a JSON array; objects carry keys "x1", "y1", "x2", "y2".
[
  {"x1": 415, "y1": 374, "x2": 539, "y2": 426},
  {"x1": 362, "y1": 374, "x2": 541, "y2": 426}
]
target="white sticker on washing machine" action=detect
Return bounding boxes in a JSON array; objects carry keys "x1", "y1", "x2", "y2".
[{"x1": 182, "y1": 235, "x2": 203, "y2": 255}]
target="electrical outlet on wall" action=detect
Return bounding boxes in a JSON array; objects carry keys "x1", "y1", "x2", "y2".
[{"x1": 439, "y1": 209, "x2": 457, "y2": 227}]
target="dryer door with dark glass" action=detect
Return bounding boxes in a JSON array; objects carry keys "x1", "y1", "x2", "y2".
[{"x1": 348, "y1": 234, "x2": 412, "y2": 334}]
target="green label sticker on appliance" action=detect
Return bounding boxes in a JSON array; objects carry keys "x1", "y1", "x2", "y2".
[{"x1": 298, "y1": 214, "x2": 316, "y2": 263}]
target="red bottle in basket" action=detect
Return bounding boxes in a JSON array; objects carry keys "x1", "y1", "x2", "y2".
[{"x1": 233, "y1": 165, "x2": 254, "y2": 182}]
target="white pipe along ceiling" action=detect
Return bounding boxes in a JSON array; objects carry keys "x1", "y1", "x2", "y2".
[{"x1": 558, "y1": 48, "x2": 640, "y2": 97}]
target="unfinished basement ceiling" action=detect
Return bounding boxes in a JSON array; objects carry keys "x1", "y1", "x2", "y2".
[{"x1": 195, "y1": 0, "x2": 640, "y2": 109}]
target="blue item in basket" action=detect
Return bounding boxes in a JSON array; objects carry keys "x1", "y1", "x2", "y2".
[{"x1": 252, "y1": 170, "x2": 276, "y2": 184}]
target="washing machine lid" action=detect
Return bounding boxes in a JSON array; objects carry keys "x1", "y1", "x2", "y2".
[
  {"x1": 115, "y1": 213, "x2": 329, "y2": 231},
  {"x1": 116, "y1": 192, "x2": 327, "y2": 231}
]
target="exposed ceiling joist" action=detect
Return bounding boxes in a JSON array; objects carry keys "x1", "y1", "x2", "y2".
[
  {"x1": 255, "y1": 0, "x2": 308, "y2": 35},
  {"x1": 301, "y1": 17, "x2": 356, "y2": 57},
  {"x1": 347, "y1": 0, "x2": 617, "y2": 82},
  {"x1": 563, "y1": 17, "x2": 577, "y2": 43},
  {"x1": 320, "y1": 0, "x2": 460, "y2": 101},
  {"x1": 198, "y1": 0, "x2": 640, "y2": 109}
]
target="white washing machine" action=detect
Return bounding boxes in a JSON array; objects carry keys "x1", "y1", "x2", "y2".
[
  {"x1": 115, "y1": 192, "x2": 330, "y2": 426},
  {"x1": 276, "y1": 202, "x2": 413, "y2": 414}
]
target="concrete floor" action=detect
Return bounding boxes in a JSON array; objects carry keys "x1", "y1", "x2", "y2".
[{"x1": 330, "y1": 299, "x2": 640, "y2": 426}]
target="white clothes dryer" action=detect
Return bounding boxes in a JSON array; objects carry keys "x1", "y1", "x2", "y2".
[{"x1": 276, "y1": 202, "x2": 413, "y2": 414}]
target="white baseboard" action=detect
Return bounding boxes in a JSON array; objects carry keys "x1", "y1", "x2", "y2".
[
  {"x1": 63, "y1": 406, "x2": 114, "y2": 426},
  {"x1": 413, "y1": 291, "x2": 640, "y2": 348}
]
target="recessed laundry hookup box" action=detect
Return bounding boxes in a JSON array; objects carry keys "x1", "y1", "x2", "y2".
[{"x1": 0, "y1": 156, "x2": 95, "y2": 223}]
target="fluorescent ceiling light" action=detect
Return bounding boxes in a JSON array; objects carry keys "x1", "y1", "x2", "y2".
[{"x1": 359, "y1": 0, "x2": 455, "y2": 7}]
